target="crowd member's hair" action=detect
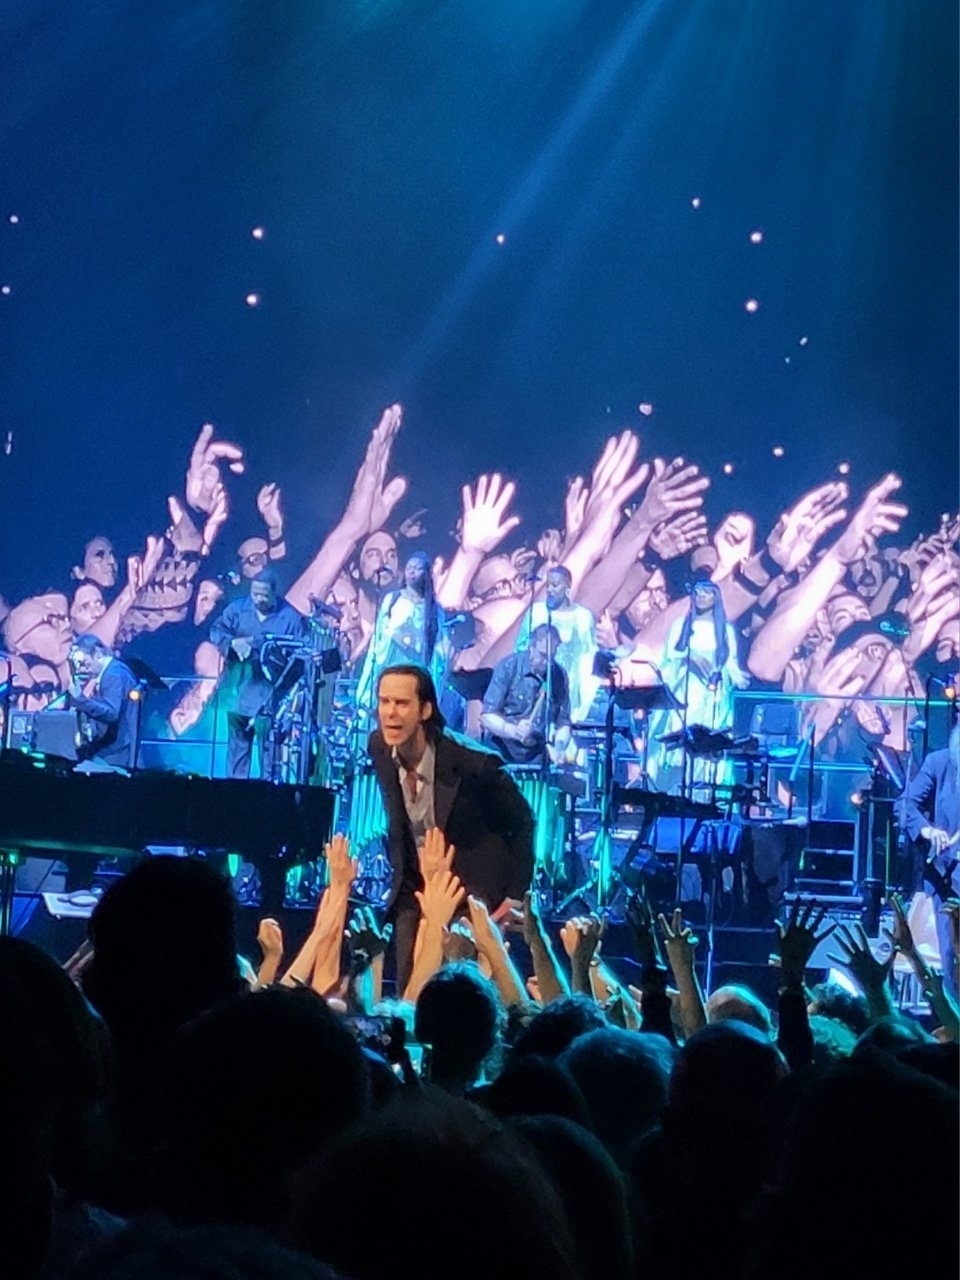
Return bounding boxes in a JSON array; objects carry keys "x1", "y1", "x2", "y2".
[
  {"x1": 155, "y1": 987, "x2": 370, "y2": 1231},
  {"x1": 750, "y1": 1052, "x2": 958, "y2": 1278},
  {"x1": 808, "y1": 1014, "x2": 858, "y2": 1067},
  {"x1": 287, "y1": 1095, "x2": 581, "y2": 1280},
  {"x1": 676, "y1": 578, "x2": 729, "y2": 668},
  {"x1": 512, "y1": 1115, "x2": 635, "y2": 1280},
  {"x1": 560, "y1": 1027, "x2": 675, "y2": 1168},
  {"x1": 414, "y1": 963, "x2": 501, "y2": 1089},
  {"x1": 853, "y1": 1015, "x2": 932, "y2": 1055},
  {"x1": 508, "y1": 994, "x2": 607, "y2": 1060},
  {"x1": 84, "y1": 856, "x2": 243, "y2": 1052},
  {"x1": 807, "y1": 980, "x2": 871, "y2": 1037},
  {"x1": 0, "y1": 938, "x2": 109, "y2": 1200},
  {"x1": 473, "y1": 1054, "x2": 591, "y2": 1129},
  {"x1": 376, "y1": 663, "x2": 447, "y2": 734},
  {"x1": 705, "y1": 983, "x2": 775, "y2": 1037}
]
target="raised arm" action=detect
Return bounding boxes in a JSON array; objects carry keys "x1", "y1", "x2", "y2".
[
  {"x1": 658, "y1": 908, "x2": 706, "y2": 1040},
  {"x1": 467, "y1": 894, "x2": 527, "y2": 1007},
  {"x1": 286, "y1": 405, "x2": 407, "y2": 614},
  {"x1": 521, "y1": 890, "x2": 571, "y2": 1004},
  {"x1": 310, "y1": 834, "x2": 359, "y2": 997},
  {"x1": 434, "y1": 474, "x2": 521, "y2": 611},
  {"x1": 403, "y1": 829, "x2": 465, "y2": 1003},
  {"x1": 256, "y1": 483, "x2": 286, "y2": 563},
  {"x1": 579, "y1": 457, "x2": 709, "y2": 617},
  {"x1": 748, "y1": 475, "x2": 906, "y2": 682}
]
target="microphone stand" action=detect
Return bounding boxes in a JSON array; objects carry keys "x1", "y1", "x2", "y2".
[{"x1": 541, "y1": 599, "x2": 554, "y2": 784}]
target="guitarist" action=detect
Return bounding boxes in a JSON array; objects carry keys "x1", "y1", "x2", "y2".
[{"x1": 480, "y1": 623, "x2": 572, "y2": 767}]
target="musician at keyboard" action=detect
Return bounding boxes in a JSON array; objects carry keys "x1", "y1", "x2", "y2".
[
  {"x1": 480, "y1": 623, "x2": 573, "y2": 767},
  {"x1": 208, "y1": 569, "x2": 306, "y2": 778},
  {"x1": 67, "y1": 633, "x2": 139, "y2": 769}
]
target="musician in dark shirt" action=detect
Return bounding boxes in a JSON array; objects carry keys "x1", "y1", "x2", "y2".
[
  {"x1": 208, "y1": 570, "x2": 305, "y2": 779},
  {"x1": 67, "y1": 633, "x2": 140, "y2": 769},
  {"x1": 480, "y1": 623, "x2": 572, "y2": 766},
  {"x1": 902, "y1": 722, "x2": 960, "y2": 995}
]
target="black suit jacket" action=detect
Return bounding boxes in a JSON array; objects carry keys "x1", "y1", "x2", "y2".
[
  {"x1": 368, "y1": 728, "x2": 535, "y2": 913},
  {"x1": 902, "y1": 748, "x2": 960, "y2": 842},
  {"x1": 71, "y1": 658, "x2": 140, "y2": 768}
]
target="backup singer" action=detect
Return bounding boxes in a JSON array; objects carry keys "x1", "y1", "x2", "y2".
[
  {"x1": 648, "y1": 578, "x2": 750, "y2": 794},
  {"x1": 356, "y1": 550, "x2": 446, "y2": 714},
  {"x1": 209, "y1": 570, "x2": 305, "y2": 779}
]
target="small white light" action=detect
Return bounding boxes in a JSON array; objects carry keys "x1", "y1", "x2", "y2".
[
  {"x1": 245, "y1": 293, "x2": 260, "y2": 307},
  {"x1": 691, "y1": 196, "x2": 701, "y2": 209},
  {"x1": 251, "y1": 226, "x2": 265, "y2": 240},
  {"x1": 745, "y1": 298, "x2": 760, "y2": 313},
  {"x1": 772, "y1": 445, "x2": 785, "y2": 458},
  {"x1": 838, "y1": 462, "x2": 851, "y2": 475},
  {"x1": 1, "y1": 285, "x2": 10, "y2": 296},
  {"x1": 749, "y1": 230, "x2": 763, "y2": 244},
  {"x1": 799, "y1": 335, "x2": 808, "y2": 346},
  {"x1": 495, "y1": 232, "x2": 506, "y2": 245},
  {"x1": 637, "y1": 402, "x2": 654, "y2": 417},
  {"x1": 723, "y1": 462, "x2": 734, "y2": 475},
  {"x1": 9, "y1": 214, "x2": 19, "y2": 225},
  {"x1": 784, "y1": 356, "x2": 791, "y2": 363}
]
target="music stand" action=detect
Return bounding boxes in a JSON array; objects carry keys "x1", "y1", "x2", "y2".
[{"x1": 594, "y1": 679, "x2": 683, "y2": 909}]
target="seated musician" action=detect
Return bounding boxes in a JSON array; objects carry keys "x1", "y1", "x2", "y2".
[
  {"x1": 480, "y1": 623, "x2": 573, "y2": 768},
  {"x1": 67, "y1": 633, "x2": 140, "y2": 769},
  {"x1": 209, "y1": 570, "x2": 306, "y2": 779}
]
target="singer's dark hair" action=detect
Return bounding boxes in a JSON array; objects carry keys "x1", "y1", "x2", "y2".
[
  {"x1": 675, "y1": 582, "x2": 729, "y2": 669},
  {"x1": 547, "y1": 564, "x2": 573, "y2": 588},
  {"x1": 251, "y1": 568, "x2": 279, "y2": 589},
  {"x1": 377, "y1": 664, "x2": 447, "y2": 736}
]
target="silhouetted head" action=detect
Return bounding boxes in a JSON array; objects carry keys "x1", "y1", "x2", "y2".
[
  {"x1": 156, "y1": 987, "x2": 370, "y2": 1230},
  {"x1": 415, "y1": 963, "x2": 502, "y2": 1089},
  {"x1": 560, "y1": 1027, "x2": 675, "y2": 1167},
  {"x1": 288, "y1": 1095, "x2": 580, "y2": 1280}
]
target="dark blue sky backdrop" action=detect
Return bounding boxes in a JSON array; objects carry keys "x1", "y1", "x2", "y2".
[{"x1": 1, "y1": 0, "x2": 956, "y2": 598}]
